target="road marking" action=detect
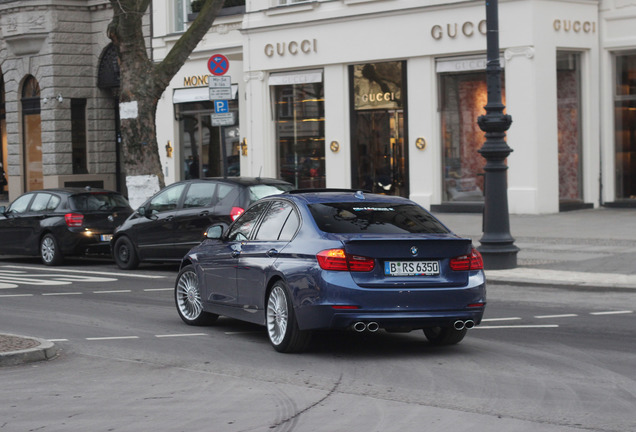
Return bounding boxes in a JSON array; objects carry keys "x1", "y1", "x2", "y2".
[
  {"x1": 535, "y1": 314, "x2": 578, "y2": 319},
  {"x1": 86, "y1": 336, "x2": 139, "y2": 341},
  {"x1": 481, "y1": 317, "x2": 521, "y2": 322},
  {"x1": 49, "y1": 339, "x2": 69, "y2": 342},
  {"x1": 155, "y1": 333, "x2": 207, "y2": 338},
  {"x1": 2, "y1": 265, "x2": 166, "y2": 279},
  {"x1": 42, "y1": 292, "x2": 83, "y2": 296},
  {"x1": 0, "y1": 294, "x2": 33, "y2": 297},
  {"x1": 93, "y1": 290, "x2": 132, "y2": 294},
  {"x1": 144, "y1": 288, "x2": 173, "y2": 292},
  {"x1": 475, "y1": 324, "x2": 559, "y2": 329},
  {"x1": 590, "y1": 310, "x2": 633, "y2": 316}
]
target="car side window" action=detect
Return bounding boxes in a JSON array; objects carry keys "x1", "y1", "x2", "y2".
[
  {"x1": 254, "y1": 201, "x2": 295, "y2": 241},
  {"x1": 147, "y1": 184, "x2": 186, "y2": 214},
  {"x1": 227, "y1": 202, "x2": 268, "y2": 241},
  {"x1": 183, "y1": 182, "x2": 217, "y2": 208},
  {"x1": 278, "y1": 208, "x2": 300, "y2": 241},
  {"x1": 8, "y1": 194, "x2": 34, "y2": 214},
  {"x1": 47, "y1": 195, "x2": 61, "y2": 211},
  {"x1": 216, "y1": 183, "x2": 239, "y2": 207},
  {"x1": 30, "y1": 193, "x2": 53, "y2": 212}
]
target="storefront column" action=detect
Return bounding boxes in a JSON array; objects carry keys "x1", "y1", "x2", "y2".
[
  {"x1": 505, "y1": 46, "x2": 560, "y2": 213},
  {"x1": 243, "y1": 71, "x2": 276, "y2": 178},
  {"x1": 407, "y1": 57, "x2": 437, "y2": 209},
  {"x1": 324, "y1": 65, "x2": 350, "y2": 189}
]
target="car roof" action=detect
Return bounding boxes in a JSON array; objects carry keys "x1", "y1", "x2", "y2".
[
  {"x1": 281, "y1": 189, "x2": 414, "y2": 205},
  {"x1": 24, "y1": 187, "x2": 122, "y2": 196},
  {"x1": 187, "y1": 177, "x2": 293, "y2": 187}
]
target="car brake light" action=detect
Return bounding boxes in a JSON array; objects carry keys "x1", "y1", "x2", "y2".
[
  {"x1": 317, "y1": 249, "x2": 375, "y2": 272},
  {"x1": 65, "y1": 213, "x2": 84, "y2": 227},
  {"x1": 450, "y1": 248, "x2": 484, "y2": 271},
  {"x1": 230, "y1": 207, "x2": 244, "y2": 221}
]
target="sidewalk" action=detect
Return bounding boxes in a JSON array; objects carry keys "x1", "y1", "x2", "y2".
[{"x1": 1, "y1": 205, "x2": 635, "y2": 364}]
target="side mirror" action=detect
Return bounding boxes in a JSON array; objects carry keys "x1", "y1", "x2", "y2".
[
  {"x1": 137, "y1": 206, "x2": 146, "y2": 216},
  {"x1": 205, "y1": 224, "x2": 224, "y2": 240},
  {"x1": 0, "y1": 206, "x2": 5, "y2": 214}
]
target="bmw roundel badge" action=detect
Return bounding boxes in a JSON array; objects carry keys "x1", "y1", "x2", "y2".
[{"x1": 410, "y1": 246, "x2": 418, "y2": 256}]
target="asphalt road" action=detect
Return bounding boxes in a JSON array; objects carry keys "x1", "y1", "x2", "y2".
[{"x1": 1, "y1": 257, "x2": 634, "y2": 432}]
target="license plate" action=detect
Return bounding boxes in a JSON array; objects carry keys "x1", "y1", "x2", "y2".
[
  {"x1": 100, "y1": 234, "x2": 113, "y2": 242},
  {"x1": 384, "y1": 261, "x2": 440, "y2": 276}
]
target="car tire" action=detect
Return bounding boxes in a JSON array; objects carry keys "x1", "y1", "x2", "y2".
[
  {"x1": 423, "y1": 326, "x2": 467, "y2": 346},
  {"x1": 40, "y1": 233, "x2": 64, "y2": 266},
  {"x1": 113, "y1": 236, "x2": 139, "y2": 270},
  {"x1": 175, "y1": 265, "x2": 219, "y2": 326},
  {"x1": 266, "y1": 281, "x2": 311, "y2": 353}
]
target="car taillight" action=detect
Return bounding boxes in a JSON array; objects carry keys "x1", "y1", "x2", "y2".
[
  {"x1": 230, "y1": 207, "x2": 244, "y2": 221},
  {"x1": 317, "y1": 249, "x2": 375, "y2": 272},
  {"x1": 450, "y1": 248, "x2": 484, "y2": 271},
  {"x1": 65, "y1": 213, "x2": 84, "y2": 227}
]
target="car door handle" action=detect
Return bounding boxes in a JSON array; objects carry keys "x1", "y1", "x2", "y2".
[
  {"x1": 165, "y1": 215, "x2": 174, "y2": 221},
  {"x1": 266, "y1": 249, "x2": 278, "y2": 257},
  {"x1": 199, "y1": 210, "x2": 209, "y2": 216},
  {"x1": 231, "y1": 251, "x2": 240, "y2": 258}
]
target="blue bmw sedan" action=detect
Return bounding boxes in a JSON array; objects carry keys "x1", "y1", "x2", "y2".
[{"x1": 175, "y1": 190, "x2": 486, "y2": 353}]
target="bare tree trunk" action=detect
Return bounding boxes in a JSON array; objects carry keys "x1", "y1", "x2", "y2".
[{"x1": 107, "y1": 0, "x2": 226, "y2": 206}]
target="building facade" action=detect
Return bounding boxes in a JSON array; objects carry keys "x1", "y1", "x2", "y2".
[
  {"x1": 0, "y1": 0, "x2": 150, "y2": 200},
  {"x1": 3, "y1": 0, "x2": 636, "y2": 215}
]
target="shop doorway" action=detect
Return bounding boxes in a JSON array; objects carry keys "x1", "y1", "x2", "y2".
[
  {"x1": 350, "y1": 62, "x2": 408, "y2": 197},
  {"x1": 178, "y1": 101, "x2": 240, "y2": 179},
  {"x1": 22, "y1": 76, "x2": 43, "y2": 192},
  {"x1": 614, "y1": 52, "x2": 636, "y2": 202},
  {"x1": 1, "y1": 73, "x2": 7, "y2": 198}
]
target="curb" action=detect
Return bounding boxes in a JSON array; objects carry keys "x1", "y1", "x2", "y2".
[
  {"x1": 485, "y1": 269, "x2": 636, "y2": 291},
  {"x1": 0, "y1": 334, "x2": 58, "y2": 367}
]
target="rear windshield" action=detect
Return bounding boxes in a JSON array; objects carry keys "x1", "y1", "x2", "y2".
[
  {"x1": 69, "y1": 193, "x2": 131, "y2": 211},
  {"x1": 308, "y1": 202, "x2": 450, "y2": 234},
  {"x1": 247, "y1": 184, "x2": 294, "y2": 204}
]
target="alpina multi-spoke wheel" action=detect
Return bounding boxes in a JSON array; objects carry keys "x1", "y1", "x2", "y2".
[
  {"x1": 266, "y1": 281, "x2": 311, "y2": 353},
  {"x1": 175, "y1": 265, "x2": 218, "y2": 326}
]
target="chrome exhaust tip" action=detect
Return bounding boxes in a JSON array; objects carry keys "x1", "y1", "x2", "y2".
[
  {"x1": 454, "y1": 320, "x2": 466, "y2": 331},
  {"x1": 353, "y1": 322, "x2": 367, "y2": 332},
  {"x1": 464, "y1": 320, "x2": 475, "y2": 329},
  {"x1": 367, "y1": 322, "x2": 379, "y2": 332}
]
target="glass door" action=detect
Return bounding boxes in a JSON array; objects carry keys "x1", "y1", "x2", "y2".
[
  {"x1": 178, "y1": 101, "x2": 240, "y2": 180},
  {"x1": 350, "y1": 61, "x2": 408, "y2": 197}
]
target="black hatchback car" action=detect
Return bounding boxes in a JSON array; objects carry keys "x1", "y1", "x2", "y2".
[
  {"x1": 0, "y1": 187, "x2": 133, "y2": 265},
  {"x1": 111, "y1": 177, "x2": 294, "y2": 269}
]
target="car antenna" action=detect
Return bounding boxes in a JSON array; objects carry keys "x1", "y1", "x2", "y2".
[{"x1": 257, "y1": 166, "x2": 262, "y2": 181}]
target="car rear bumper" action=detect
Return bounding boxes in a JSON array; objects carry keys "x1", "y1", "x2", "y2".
[
  {"x1": 297, "y1": 306, "x2": 485, "y2": 331},
  {"x1": 293, "y1": 270, "x2": 486, "y2": 331},
  {"x1": 59, "y1": 231, "x2": 114, "y2": 256}
]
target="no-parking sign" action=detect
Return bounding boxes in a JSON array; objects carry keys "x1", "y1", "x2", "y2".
[{"x1": 208, "y1": 54, "x2": 230, "y2": 76}]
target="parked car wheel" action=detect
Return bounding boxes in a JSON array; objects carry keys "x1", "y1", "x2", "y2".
[
  {"x1": 423, "y1": 326, "x2": 467, "y2": 346},
  {"x1": 266, "y1": 281, "x2": 311, "y2": 353},
  {"x1": 113, "y1": 236, "x2": 139, "y2": 270},
  {"x1": 175, "y1": 265, "x2": 219, "y2": 326},
  {"x1": 40, "y1": 233, "x2": 63, "y2": 266}
]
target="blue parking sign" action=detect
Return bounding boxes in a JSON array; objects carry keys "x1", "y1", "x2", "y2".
[{"x1": 214, "y1": 100, "x2": 229, "y2": 113}]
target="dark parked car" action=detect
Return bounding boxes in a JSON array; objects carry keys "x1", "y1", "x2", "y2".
[
  {"x1": 0, "y1": 187, "x2": 133, "y2": 265},
  {"x1": 112, "y1": 177, "x2": 294, "y2": 269},
  {"x1": 174, "y1": 189, "x2": 486, "y2": 353}
]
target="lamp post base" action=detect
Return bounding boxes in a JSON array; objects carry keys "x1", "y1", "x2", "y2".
[{"x1": 478, "y1": 243, "x2": 519, "y2": 270}]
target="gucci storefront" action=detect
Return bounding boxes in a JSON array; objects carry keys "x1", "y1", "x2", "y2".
[{"x1": 150, "y1": 0, "x2": 636, "y2": 214}]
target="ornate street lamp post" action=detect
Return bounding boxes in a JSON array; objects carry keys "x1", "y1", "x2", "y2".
[{"x1": 477, "y1": 0, "x2": 519, "y2": 269}]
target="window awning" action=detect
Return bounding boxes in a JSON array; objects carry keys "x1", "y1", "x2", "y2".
[
  {"x1": 268, "y1": 69, "x2": 323, "y2": 86},
  {"x1": 172, "y1": 84, "x2": 238, "y2": 104}
]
